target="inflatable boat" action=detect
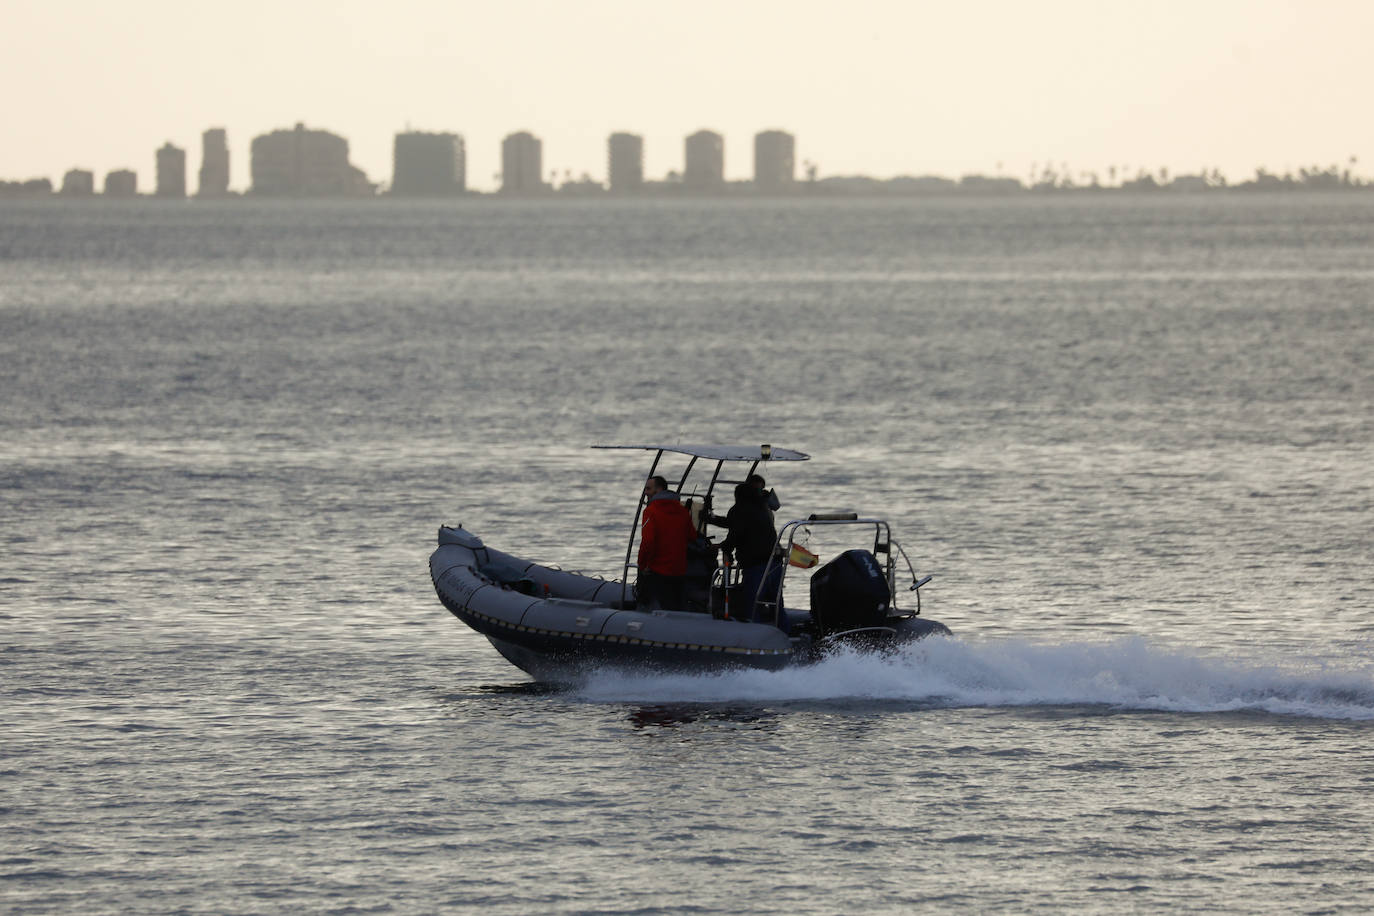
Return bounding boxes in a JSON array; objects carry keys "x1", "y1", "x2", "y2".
[{"x1": 428, "y1": 444, "x2": 950, "y2": 680}]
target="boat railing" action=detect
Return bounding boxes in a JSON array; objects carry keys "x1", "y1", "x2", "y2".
[
  {"x1": 616, "y1": 447, "x2": 775, "y2": 609},
  {"x1": 709, "y1": 560, "x2": 739, "y2": 619},
  {"x1": 755, "y1": 515, "x2": 929, "y2": 628}
]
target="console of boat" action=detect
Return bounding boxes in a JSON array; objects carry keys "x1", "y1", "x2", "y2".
[{"x1": 428, "y1": 444, "x2": 951, "y2": 680}]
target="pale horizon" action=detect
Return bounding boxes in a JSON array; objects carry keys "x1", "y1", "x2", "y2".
[{"x1": 5, "y1": 0, "x2": 1372, "y2": 192}]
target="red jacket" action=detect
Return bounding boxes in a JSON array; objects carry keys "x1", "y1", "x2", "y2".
[{"x1": 638, "y1": 493, "x2": 697, "y2": 576}]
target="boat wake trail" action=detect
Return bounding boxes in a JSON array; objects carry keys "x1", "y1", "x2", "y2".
[{"x1": 574, "y1": 636, "x2": 1374, "y2": 720}]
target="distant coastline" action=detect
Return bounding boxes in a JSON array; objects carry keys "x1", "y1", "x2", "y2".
[
  {"x1": 3, "y1": 121, "x2": 1367, "y2": 200},
  {"x1": 4, "y1": 171, "x2": 1371, "y2": 201}
]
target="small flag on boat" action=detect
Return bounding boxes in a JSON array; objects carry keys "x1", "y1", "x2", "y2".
[{"x1": 788, "y1": 543, "x2": 820, "y2": 568}]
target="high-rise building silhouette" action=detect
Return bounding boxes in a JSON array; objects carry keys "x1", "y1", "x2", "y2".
[
  {"x1": 104, "y1": 169, "x2": 137, "y2": 197},
  {"x1": 156, "y1": 142, "x2": 186, "y2": 198},
  {"x1": 754, "y1": 130, "x2": 795, "y2": 191},
  {"x1": 684, "y1": 130, "x2": 724, "y2": 191},
  {"x1": 60, "y1": 169, "x2": 95, "y2": 196},
  {"x1": 250, "y1": 123, "x2": 373, "y2": 196},
  {"x1": 392, "y1": 131, "x2": 466, "y2": 196},
  {"x1": 607, "y1": 132, "x2": 643, "y2": 193},
  {"x1": 0, "y1": 178, "x2": 53, "y2": 197},
  {"x1": 501, "y1": 131, "x2": 544, "y2": 194},
  {"x1": 199, "y1": 128, "x2": 230, "y2": 197}
]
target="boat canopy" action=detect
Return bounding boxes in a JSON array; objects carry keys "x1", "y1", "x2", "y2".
[
  {"x1": 595, "y1": 444, "x2": 808, "y2": 602},
  {"x1": 592, "y1": 444, "x2": 810, "y2": 462}
]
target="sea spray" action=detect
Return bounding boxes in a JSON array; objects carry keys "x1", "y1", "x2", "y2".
[{"x1": 574, "y1": 636, "x2": 1374, "y2": 719}]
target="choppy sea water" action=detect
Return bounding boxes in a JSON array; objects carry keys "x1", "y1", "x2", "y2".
[{"x1": 2, "y1": 195, "x2": 1373, "y2": 913}]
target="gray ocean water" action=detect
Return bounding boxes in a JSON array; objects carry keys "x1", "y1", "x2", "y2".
[{"x1": 3, "y1": 194, "x2": 1373, "y2": 913}]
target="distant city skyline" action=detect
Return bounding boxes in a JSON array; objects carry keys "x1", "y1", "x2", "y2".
[
  {"x1": 6, "y1": 119, "x2": 1370, "y2": 199},
  {"x1": 4, "y1": 0, "x2": 1371, "y2": 191}
]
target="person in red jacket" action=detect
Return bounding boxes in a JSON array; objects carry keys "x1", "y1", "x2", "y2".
[{"x1": 637, "y1": 475, "x2": 698, "y2": 610}]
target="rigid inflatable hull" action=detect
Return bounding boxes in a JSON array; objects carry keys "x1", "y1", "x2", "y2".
[
  {"x1": 429, "y1": 526, "x2": 951, "y2": 679},
  {"x1": 430, "y1": 539, "x2": 798, "y2": 678}
]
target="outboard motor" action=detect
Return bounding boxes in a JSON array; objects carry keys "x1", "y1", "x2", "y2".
[{"x1": 809, "y1": 549, "x2": 890, "y2": 637}]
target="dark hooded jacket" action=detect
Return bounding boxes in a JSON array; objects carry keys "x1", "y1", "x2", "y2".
[{"x1": 719, "y1": 484, "x2": 777, "y2": 568}]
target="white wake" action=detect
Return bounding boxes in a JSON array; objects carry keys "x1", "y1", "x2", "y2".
[{"x1": 574, "y1": 636, "x2": 1374, "y2": 720}]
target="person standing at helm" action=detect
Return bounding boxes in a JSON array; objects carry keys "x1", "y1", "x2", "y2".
[
  {"x1": 746, "y1": 473, "x2": 781, "y2": 520},
  {"x1": 637, "y1": 476, "x2": 697, "y2": 610},
  {"x1": 719, "y1": 482, "x2": 778, "y2": 622}
]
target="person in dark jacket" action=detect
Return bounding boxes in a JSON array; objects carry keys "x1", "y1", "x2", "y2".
[
  {"x1": 637, "y1": 475, "x2": 697, "y2": 610},
  {"x1": 746, "y1": 473, "x2": 781, "y2": 519},
  {"x1": 718, "y1": 483, "x2": 778, "y2": 622}
]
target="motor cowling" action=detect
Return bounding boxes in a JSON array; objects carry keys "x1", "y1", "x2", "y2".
[{"x1": 809, "y1": 549, "x2": 890, "y2": 636}]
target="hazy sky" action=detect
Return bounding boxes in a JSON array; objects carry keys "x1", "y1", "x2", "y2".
[{"x1": 5, "y1": 0, "x2": 1372, "y2": 191}]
